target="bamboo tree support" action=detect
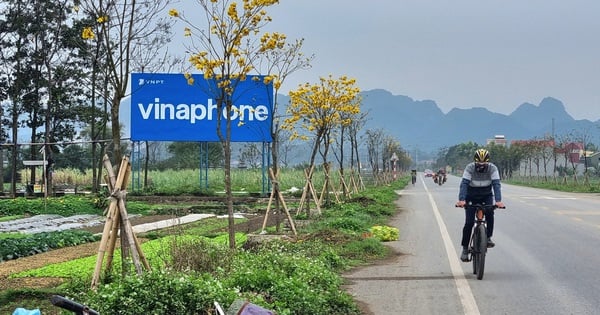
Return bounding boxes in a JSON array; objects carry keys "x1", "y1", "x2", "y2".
[
  {"x1": 101, "y1": 173, "x2": 119, "y2": 276},
  {"x1": 261, "y1": 168, "x2": 297, "y2": 235},
  {"x1": 356, "y1": 169, "x2": 366, "y2": 191},
  {"x1": 296, "y1": 165, "x2": 321, "y2": 216},
  {"x1": 348, "y1": 168, "x2": 361, "y2": 193},
  {"x1": 338, "y1": 170, "x2": 351, "y2": 199},
  {"x1": 91, "y1": 155, "x2": 149, "y2": 289},
  {"x1": 318, "y1": 163, "x2": 340, "y2": 206},
  {"x1": 117, "y1": 163, "x2": 150, "y2": 273}
]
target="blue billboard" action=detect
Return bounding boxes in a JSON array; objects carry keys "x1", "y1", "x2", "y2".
[{"x1": 130, "y1": 73, "x2": 273, "y2": 142}]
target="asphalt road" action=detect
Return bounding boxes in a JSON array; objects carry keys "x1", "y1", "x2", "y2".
[{"x1": 345, "y1": 174, "x2": 600, "y2": 315}]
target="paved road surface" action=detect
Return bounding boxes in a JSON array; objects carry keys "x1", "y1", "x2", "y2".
[{"x1": 345, "y1": 173, "x2": 600, "y2": 315}]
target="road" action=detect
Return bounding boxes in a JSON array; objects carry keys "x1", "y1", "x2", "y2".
[{"x1": 345, "y1": 173, "x2": 600, "y2": 315}]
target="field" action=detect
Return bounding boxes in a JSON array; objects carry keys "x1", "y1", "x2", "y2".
[{"x1": 0, "y1": 167, "x2": 400, "y2": 314}]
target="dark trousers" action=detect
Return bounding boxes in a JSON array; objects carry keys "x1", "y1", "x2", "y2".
[{"x1": 461, "y1": 198, "x2": 495, "y2": 247}]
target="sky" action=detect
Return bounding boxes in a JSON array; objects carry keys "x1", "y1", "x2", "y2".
[{"x1": 239, "y1": 0, "x2": 600, "y2": 121}]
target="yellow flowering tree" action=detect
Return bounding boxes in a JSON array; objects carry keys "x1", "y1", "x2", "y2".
[
  {"x1": 283, "y1": 75, "x2": 361, "y2": 207},
  {"x1": 169, "y1": 0, "x2": 283, "y2": 248}
]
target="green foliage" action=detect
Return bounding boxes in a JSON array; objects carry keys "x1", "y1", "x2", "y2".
[
  {"x1": 0, "y1": 288, "x2": 55, "y2": 314},
  {"x1": 369, "y1": 225, "x2": 400, "y2": 241},
  {"x1": 4, "y1": 171, "x2": 408, "y2": 314},
  {"x1": 0, "y1": 232, "x2": 27, "y2": 240},
  {"x1": 0, "y1": 195, "x2": 151, "y2": 217},
  {"x1": 0, "y1": 230, "x2": 99, "y2": 262},
  {"x1": 223, "y1": 249, "x2": 360, "y2": 315},
  {"x1": 85, "y1": 270, "x2": 237, "y2": 315},
  {"x1": 0, "y1": 196, "x2": 100, "y2": 216},
  {"x1": 12, "y1": 233, "x2": 246, "y2": 279},
  {"x1": 337, "y1": 237, "x2": 390, "y2": 262},
  {"x1": 158, "y1": 142, "x2": 223, "y2": 169},
  {"x1": 504, "y1": 177, "x2": 600, "y2": 193},
  {"x1": 0, "y1": 215, "x2": 22, "y2": 222}
]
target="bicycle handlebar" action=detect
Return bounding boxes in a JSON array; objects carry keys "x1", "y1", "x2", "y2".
[
  {"x1": 455, "y1": 204, "x2": 506, "y2": 209},
  {"x1": 50, "y1": 295, "x2": 99, "y2": 315}
]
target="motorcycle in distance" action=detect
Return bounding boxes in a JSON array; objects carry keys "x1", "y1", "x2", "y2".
[{"x1": 433, "y1": 169, "x2": 447, "y2": 186}]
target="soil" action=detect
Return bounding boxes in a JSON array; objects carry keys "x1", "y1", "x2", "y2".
[{"x1": 0, "y1": 213, "x2": 277, "y2": 292}]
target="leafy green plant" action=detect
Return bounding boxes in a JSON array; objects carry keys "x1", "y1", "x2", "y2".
[
  {"x1": 369, "y1": 225, "x2": 400, "y2": 241},
  {"x1": 83, "y1": 270, "x2": 238, "y2": 315},
  {"x1": 0, "y1": 230, "x2": 99, "y2": 262}
]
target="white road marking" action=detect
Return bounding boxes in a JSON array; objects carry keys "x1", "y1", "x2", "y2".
[{"x1": 423, "y1": 183, "x2": 480, "y2": 315}]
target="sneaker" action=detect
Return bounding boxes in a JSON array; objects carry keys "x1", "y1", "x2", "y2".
[
  {"x1": 487, "y1": 238, "x2": 495, "y2": 248},
  {"x1": 460, "y1": 247, "x2": 469, "y2": 262}
]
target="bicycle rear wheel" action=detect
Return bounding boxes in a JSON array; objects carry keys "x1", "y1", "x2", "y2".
[{"x1": 475, "y1": 224, "x2": 487, "y2": 280}]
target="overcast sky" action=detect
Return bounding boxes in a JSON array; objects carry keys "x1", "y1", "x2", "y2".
[
  {"x1": 173, "y1": 1, "x2": 600, "y2": 121},
  {"x1": 248, "y1": 0, "x2": 600, "y2": 121}
]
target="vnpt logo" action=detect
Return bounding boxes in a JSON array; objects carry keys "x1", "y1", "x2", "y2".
[{"x1": 138, "y1": 78, "x2": 166, "y2": 86}]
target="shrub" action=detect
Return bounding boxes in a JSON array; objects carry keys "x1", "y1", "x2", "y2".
[
  {"x1": 85, "y1": 270, "x2": 237, "y2": 314},
  {"x1": 369, "y1": 225, "x2": 399, "y2": 241}
]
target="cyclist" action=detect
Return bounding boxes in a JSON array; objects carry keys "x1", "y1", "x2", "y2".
[
  {"x1": 455, "y1": 148, "x2": 505, "y2": 262},
  {"x1": 411, "y1": 169, "x2": 417, "y2": 185}
]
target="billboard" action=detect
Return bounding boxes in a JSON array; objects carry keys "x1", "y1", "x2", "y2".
[{"x1": 130, "y1": 73, "x2": 273, "y2": 142}]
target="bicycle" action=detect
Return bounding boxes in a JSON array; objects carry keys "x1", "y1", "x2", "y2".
[
  {"x1": 411, "y1": 170, "x2": 417, "y2": 185},
  {"x1": 456, "y1": 202, "x2": 505, "y2": 280}
]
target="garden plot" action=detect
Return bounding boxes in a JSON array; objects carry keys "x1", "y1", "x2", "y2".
[{"x1": 0, "y1": 214, "x2": 139, "y2": 234}]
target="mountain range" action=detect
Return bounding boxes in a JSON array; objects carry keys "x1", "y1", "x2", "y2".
[
  {"x1": 355, "y1": 89, "x2": 600, "y2": 153},
  {"x1": 119, "y1": 89, "x2": 599, "y2": 159}
]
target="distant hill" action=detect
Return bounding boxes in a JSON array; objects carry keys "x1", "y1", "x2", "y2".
[
  {"x1": 357, "y1": 89, "x2": 600, "y2": 153},
  {"x1": 119, "y1": 89, "x2": 599, "y2": 162}
]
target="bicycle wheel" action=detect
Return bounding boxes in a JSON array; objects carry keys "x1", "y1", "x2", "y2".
[
  {"x1": 475, "y1": 224, "x2": 487, "y2": 280},
  {"x1": 471, "y1": 229, "x2": 478, "y2": 274}
]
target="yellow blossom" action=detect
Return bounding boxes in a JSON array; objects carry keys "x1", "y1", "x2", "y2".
[
  {"x1": 184, "y1": 27, "x2": 191, "y2": 36},
  {"x1": 81, "y1": 27, "x2": 95, "y2": 40},
  {"x1": 263, "y1": 76, "x2": 273, "y2": 85},
  {"x1": 97, "y1": 16, "x2": 108, "y2": 23},
  {"x1": 168, "y1": 9, "x2": 179, "y2": 17}
]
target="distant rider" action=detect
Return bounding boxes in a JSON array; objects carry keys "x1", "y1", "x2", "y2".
[
  {"x1": 455, "y1": 149, "x2": 505, "y2": 262},
  {"x1": 437, "y1": 168, "x2": 446, "y2": 183}
]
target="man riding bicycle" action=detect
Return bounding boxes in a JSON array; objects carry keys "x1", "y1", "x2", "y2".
[{"x1": 455, "y1": 149, "x2": 505, "y2": 262}]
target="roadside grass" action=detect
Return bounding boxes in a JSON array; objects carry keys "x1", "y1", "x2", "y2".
[
  {"x1": 0, "y1": 177, "x2": 408, "y2": 314},
  {"x1": 504, "y1": 176, "x2": 600, "y2": 193}
]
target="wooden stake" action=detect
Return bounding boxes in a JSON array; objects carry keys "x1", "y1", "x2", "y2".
[{"x1": 261, "y1": 168, "x2": 297, "y2": 235}]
